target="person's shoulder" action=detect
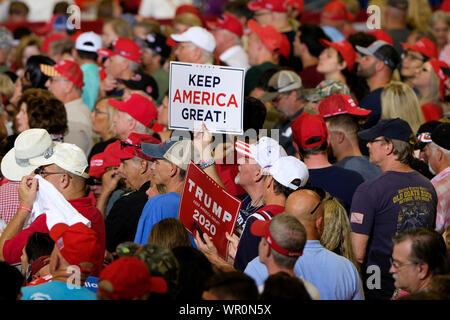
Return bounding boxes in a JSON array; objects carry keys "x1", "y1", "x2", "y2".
[{"x1": 321, "y1": 165, "x2": 364, "y2": 183}]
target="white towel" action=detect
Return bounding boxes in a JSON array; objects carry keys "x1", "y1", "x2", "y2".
[{"x1": 26, "y1": 175, "x2": 91, "y2": 230}]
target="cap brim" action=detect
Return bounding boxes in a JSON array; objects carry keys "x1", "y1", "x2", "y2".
[
  {"x1": 355, "y1": 45, "x2": 373, "y2": 56},
  {"x1": 400, "y1": 42, "x2": 415, "y2": 51},
  {"x1": 108, "y1": 98, "x2": 127, "y2": 113},
  {"x1": 0, "y1": 148, "x2": 39, "y2": 182},
  {"x1": 170, "y1": 33, "x2": 189, "y2": 44},
  {"x1": 357, "y1": 126, "x2": 379, "y2": 141},
  {"x1": 259, "y1": 91, "x2": 280, "y2": 102},
  {"x1": 250, "y1": 219, "x2": 269, "y2": 237},
  {"x1": 141, "y1": 142, "x2": 166, "y2": 159},
  {"x1": 347, "y1": 107, "x2": 372, "y2": 117},
  {"x1": 319, "y1": 39, "x2": 332, "y2": 48},
  {"x1": 97, "y1": 48, "x2": 117, "y2": 58},
  {"x1": 247, "y1": 1, "x2": 264, "y2": 11},
  {"x1": 40, "y1": 64, "x2": 62, "y2": 78}
]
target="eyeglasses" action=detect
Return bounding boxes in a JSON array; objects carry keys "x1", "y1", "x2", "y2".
[
  {"x1": 401, "y1": 51, "x2": 426, "y2": 62},
  {"x1": 254, "y1": 11, "x2": 271, "y2": 17},
  {"x1": 306, "y1": 186, "x2": 327, "y2": 215},
  {"x1": 390, "y1": 257, "x2": 417, "y2": 270},
  {"x1": 49, "y1": 77, "x2": 69, "y2": 83},
  {"x1": 34, "y1": 165, "x2": 72, "y2": 179},
  {"x1": 369, "y1": 138, "x2": 386, "y2": 144},
  {"x1": 93, "y1": 108, "x2": 109, "y2": 115},
  {"x1": 120, "y1": 141, "x2": 141, "y2": 149}
]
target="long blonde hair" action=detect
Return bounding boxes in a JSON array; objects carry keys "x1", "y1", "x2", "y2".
[
  {"x1": 320, "y1": 198, "x2": 360, "y2": 274},
  {"x1": 381, "y1": 81, "x2": 425, "y2": 133}
]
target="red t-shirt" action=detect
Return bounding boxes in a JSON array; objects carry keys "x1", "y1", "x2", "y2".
[
  {"x1": 298, "y1": 65, "x2": 325, "y2": 89},
  {"x1": 421, "y1": 102, "x2": 444, "y2": 122},
  {"x1": 3, "y1": 196, "x2": 105, "y2": 276}
]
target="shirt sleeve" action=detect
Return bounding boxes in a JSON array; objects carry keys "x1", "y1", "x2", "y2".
[
  {"x1": 349, "y1": 182, "x2": 376, "y2": 236},
  {"x1": 3, "y1": 215, "x2": 48, "y2": 264}
]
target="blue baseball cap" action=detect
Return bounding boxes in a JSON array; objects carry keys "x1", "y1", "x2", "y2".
[
  {"x1": 358, "y1": 118, "x2": 414, "y2": 144},
  {"x1": 141, "y1": 137, "x2": 184, "y2": 160}
]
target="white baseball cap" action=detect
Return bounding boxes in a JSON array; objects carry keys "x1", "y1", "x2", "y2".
[
  {"x1": 269, "y1": 156, "x2": 309, "y2": 190},
  {"x1": 1, "y1": 129, "x2": 56, "y2": 181},
  {"x1": 75, "y1": 31, "x2": 102, "y2": 53},
  {"x1": 170, "y1": 26, "x2": 216, "y2": 53},
  {"x1": 235, "y1": 137, "x2": 287, "y2": 172},
  {"x1": 29, "y1": 143, "x2": 90, "y2": 179}
]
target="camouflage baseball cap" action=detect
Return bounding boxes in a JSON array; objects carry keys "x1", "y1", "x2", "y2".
[
  {"x1": 136, "y1": 244, "x2": 180, "y2": 292},
  {"x1": 304, "y1": 79, "x2": 351, "y2": 102}
]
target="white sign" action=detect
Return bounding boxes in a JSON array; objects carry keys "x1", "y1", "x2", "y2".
[{"x1": 169, "y1": 62, "x2": 245, "y2": 135}]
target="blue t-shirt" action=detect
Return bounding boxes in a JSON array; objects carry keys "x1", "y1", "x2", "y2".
[
  {"x1": 308, "y1": 166, "x2": 364, "y2": 214},
  {"x1": 81, "y1": 63, "x2": 100, "y2": 111},
  {"x1": 359, "y1": 87, "x2": 383, "y2": 129},
  {"x1": 350, "y1": 170, "x2": 437, "y2": 299},
  {"x1": 134, "y1": 192, "x2": 181, "y2": 245},
  {"x1": 334, "y1": 156, "x2": 381, "y2": 181},
  {"x1": 21, "y1": 281, "x2": 97, "y2": 300},
  {"x1": 244, "y1": 240, "x2": 365, "y2": 300}
]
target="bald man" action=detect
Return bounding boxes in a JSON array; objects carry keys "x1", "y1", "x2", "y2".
[{"x1": 245, "y1": 188, "x2": 364, "y2": 300}]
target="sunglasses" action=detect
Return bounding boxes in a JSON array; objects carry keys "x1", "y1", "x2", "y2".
[
  {"x1": 120, "y1": 141, "x2": 141, "y2": 149},
  {"x1": 34, "y1": 165, "x2": 72, "y2": 179}
]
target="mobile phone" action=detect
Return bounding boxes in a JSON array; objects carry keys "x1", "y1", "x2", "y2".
[{"x1": 193, "y1": 221, "x2": 206, "y2": 244}]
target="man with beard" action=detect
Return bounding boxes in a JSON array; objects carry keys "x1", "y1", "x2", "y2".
[{"x1": 355, "y1": 41, "x2": 400, "y2": 129}]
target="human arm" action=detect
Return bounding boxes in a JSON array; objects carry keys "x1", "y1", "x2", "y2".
[
  {"x1": 0, "y1": 175, "x2": 37, "y2": 261},
  {"x1": 193, "y1": 124, "x2": 226, "y2": 189},
  {"x1": 96, "y1": 169, "x2": 121, "y2": 218},
  {"x1": 351, "y1": 232, "x2": 369, "y2": 264}
]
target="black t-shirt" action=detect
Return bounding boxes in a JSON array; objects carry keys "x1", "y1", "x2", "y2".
[
  {"x1": 308, "y1": 166, "x2": 364, "y2": 213},
  {"x1": 105, "y1": 181, "x2": 150, "y2": 252}
]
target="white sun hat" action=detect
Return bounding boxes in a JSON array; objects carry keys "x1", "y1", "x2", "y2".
[{"x1": 1, "y1": 129, "x2": 55, "y2": 182}]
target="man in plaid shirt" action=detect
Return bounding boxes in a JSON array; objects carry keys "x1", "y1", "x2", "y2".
[{"x1": 423, "y1": 123, "x2": 450, "y2": 233}]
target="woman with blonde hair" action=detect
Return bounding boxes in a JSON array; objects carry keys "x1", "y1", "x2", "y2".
[
  {"x1": 411, "y1": 59, "x2": 449, "y2": 121},
  {"x1": 101, "y1": 17, "x2": 133, "y2": 48},
  {"x1": 381, "y1": 81, "x2": 425, "y2": 133},
  {"x1": 88, "y1": 96, "x2": 119, "y2": 161},
  {"x1": 320, "y1": 197, "x2": 360, "y2": 275},
  {"x1": 428, "y1": 10, "x2": 450, "y2": 53}
]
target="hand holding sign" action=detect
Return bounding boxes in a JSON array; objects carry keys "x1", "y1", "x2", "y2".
[
  {"x1": 169, "y1": 62, "x2": 245, "y2": 134},
  {"x1": 178, "y1": 161, "x2": 241, "y2": 260}
]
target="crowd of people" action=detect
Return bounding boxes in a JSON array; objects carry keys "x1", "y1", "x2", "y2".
[{"x1": 0, "y1": 0, "x2": 449, "y2": 302}]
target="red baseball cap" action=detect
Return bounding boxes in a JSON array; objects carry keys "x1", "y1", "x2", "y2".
[
  {"x1": 175, "y1": 4, "x2": 200, "y2": 17},
  {"x1": 88, "y1": 148, "x2": 122, "y2": 178},
  {"x1": 367, "y1": 29, "x2": 394, "y2": 46},
  {"x1": 400, "y1": 38, "x2": 439, "y2": 60},
  {"x1": 49, "y1": 222, "x2": 102, "y2": 274},
  {"x1": 41, "y1": 33, "x2": 68, "y2": 53},
  {"x1": 98, "y1": 257, "x2": 168, "y2": 300},
  {"x1": 319, "y1": 39, "x2": 356, "y2": 71},
  {"x1": 251, "y1": 220, "x2": 303, "y2": 257},
  {"x1": 428, "y1": 59, "x2": 449, "y2": 101},
  {"x1": 88, "y1": 152, "x2": 107, "y2": 179},
  {"x1": 208, "y1": 13, "x2": 244, "y2": 38},
  {"x1": 318, "y1": 94, "x2": 372, "y2": 118},
  {"x1": 97, "y1": 37, "x2": 141, "y2": 63},
  {"x1": 107, "y1": 132, "x2": 160, "y2": 161},
  {"x1": 108, "y1": 93, "x2": 158, "y2": 128},
  {"x1": 321, "y1": 0, "x2": 354, "y2": 22},
  {"x1": 286, "y1": 0, "x2": 304, "y2": 12},
  {"x1": 40, "y1": 60, "x2": 84, "y2": 89},
  {"x1": 247, "y1": 19, "x2": 284, "y2": 55},
  {"x1": 247, "y1": 0, "x2": 287, "y2": 13},
  {"x1": 291, "y1": 113, "x2": 328, "y2": 149}
]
